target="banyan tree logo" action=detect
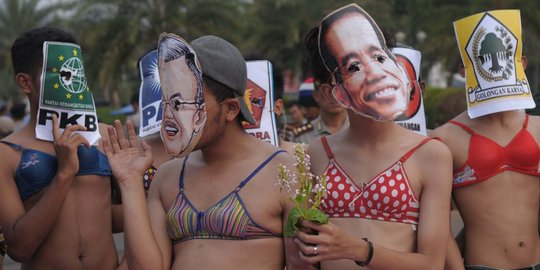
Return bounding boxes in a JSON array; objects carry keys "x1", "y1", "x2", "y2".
[
  {"x1": 472, "y1": 26, "x2": 513, "y2": 81},
  {"x1": 465, "y1": 12, "x2": 529, "y2": 103}
]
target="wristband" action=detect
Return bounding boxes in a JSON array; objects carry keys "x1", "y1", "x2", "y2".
[{"x1": 355, "y1": 238, "x2": 373, "y2": 267}]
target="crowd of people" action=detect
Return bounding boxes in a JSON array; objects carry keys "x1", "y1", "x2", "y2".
[{"x1": 0, "y1": 3, "x2": 538, "y2": 270}]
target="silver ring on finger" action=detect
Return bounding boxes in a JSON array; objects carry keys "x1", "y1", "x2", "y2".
[{"x1": 313, "y1": 245, "x2": 318, "y2": 256}]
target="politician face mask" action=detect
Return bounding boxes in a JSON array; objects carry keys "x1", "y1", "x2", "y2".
[
  {"x1": 158, "y1": 33, "x2": 205, "y2": 158},
  {"x1": 318, "y1": 3, "x2": 411, "y2": 121}
]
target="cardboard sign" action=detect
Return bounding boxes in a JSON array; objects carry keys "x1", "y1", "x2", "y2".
[
  {"x1": 36, "y1": 42, "x2": 100, "y2": 145},
  {"x1": 138, "y1": 50, "x2": 163, "y2": 137},
  {"x1": 242, "y1": 61, "x2": 279, "y2": 146},
  {"x1": 392, "y1": 47, "x2": 427, "y2": 135},
  {"x1": 454, "y1": 10, "x2": 535, "y2": 118}
]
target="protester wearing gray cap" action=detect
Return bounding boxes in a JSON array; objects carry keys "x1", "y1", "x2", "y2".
[{"x1": 105, "y1": 34, "x2": 309, "y2": 270}]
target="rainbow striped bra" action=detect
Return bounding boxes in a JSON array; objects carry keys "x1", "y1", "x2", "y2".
[{"x1": 166, "y1": 150, "x2": 285, "y2": 243}]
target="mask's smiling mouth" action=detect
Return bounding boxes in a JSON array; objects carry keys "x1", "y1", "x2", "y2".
[
  {"x1": 164, "y1": 121, "x2": 179, "y2": 137},
  {"x1": 364, "y1": 85, "x2": 399, "y2": 102}
]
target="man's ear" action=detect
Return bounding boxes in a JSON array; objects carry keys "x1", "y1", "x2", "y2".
[
  {"x1": 331, "y1": 85, "x2": 351, "y2": 108},
  {"x1": 459, "y1": 63, "x2": 465, "y2": 78},
  {"x1": 419, "y1": 80, "x2": 426, "y2": 98},
  {"x1": 521, "y1": 55, "x2": 528, "y2": 70},
  {"x1": 193, "y1": 109, "x2": 206, "y2": 133},
  {"x1": 225, "y1": 99, "x2": 241, "y2": 122},
  {"x1": 274, "y1": 99, "x2": 284, "y2": 116},
  {"x1": 16, "y1": 73, "x2": 34, "y2": 95},
  {"x1": 319, "y1": 83, "x2": 334, "y2": 99}
]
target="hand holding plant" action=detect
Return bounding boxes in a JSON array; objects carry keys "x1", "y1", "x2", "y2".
[{"x1": 277, "y1": 143, "x2": 328, "y2": 237}]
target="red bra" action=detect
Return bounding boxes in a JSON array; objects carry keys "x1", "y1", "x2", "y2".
[
  {"x1": 319, "y1": 137, "x2": 434, "y2": 225},
  {"x1": 450, "y1": 115, "x2": 540, "y2": 189}
]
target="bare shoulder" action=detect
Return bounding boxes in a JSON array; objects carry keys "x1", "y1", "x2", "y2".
[
  {"x1": 416, "y1": 138, "x2": 452, "y2": 162},
  {"x1": 306, "y1": 136, "x2": 324, "y2": 157},
  {"x1": 258, "y1": 143, "x2": 295, "y2": 171},
  {"x1": 154, "y1": 158, "x2": 183, "y2": 180},
  {"x1": 0, "y1": 141, "x2": 17, "y2": 175},
  {"x1": 307, "y1": 136, "x2": 328, "y2": 175},
  {"x1": 526, "y1": 114, "x2": 540, "y2": 139},
  {"x1": 413, "y1": 138, "x2": 453, "y2": 187},
  {"x1": 431, "y1": 112, "x2": 470, "y2": 142},
  {"x1": 279, "y1": 140, "x2": 297, "y2": 155},
  {"x1": 0, "y1": 134, "x2": 25, "y2": 173}
]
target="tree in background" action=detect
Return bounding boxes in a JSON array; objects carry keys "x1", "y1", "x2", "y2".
[
  {"x1": 1, "y1": 0, "x2": 540, "y2": 112},
  {"x1": 0, "y1": 0, "x2": 67, "y2": 99}
]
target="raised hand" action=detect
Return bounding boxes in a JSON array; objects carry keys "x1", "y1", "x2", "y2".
[
  {"x1": 102, "y1": 120, "x2": 152, "y2": 188},
  {"x1": 52, "y1": 114, "x2": 89, "y2": 179}
]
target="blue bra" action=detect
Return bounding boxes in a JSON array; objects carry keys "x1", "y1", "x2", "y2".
[{"x1": 0, "y1": 141, "x2": 112, "y2": 201}]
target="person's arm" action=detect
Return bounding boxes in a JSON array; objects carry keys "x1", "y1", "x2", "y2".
[
  {"x1": 294, "y1": 140, "x2": 453, "y2": 270},
  {"x1": 0, "y1": 116, "x2": 89, "y2": 262},
  {"x1": 102, "y1": 120, "x2": 171, "y2": 270},
  {"x1": 445, "y1": 232, "x2": 465, "y2": 270}
]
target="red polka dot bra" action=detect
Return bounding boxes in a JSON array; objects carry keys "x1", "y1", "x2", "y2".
[{"x1": 319, "y1": 137, "x2": 433, "y2": 225}]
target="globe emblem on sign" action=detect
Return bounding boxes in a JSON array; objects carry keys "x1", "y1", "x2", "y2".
[{"x1": 59, "y1": 57, "x2": 87, "y2": 94}]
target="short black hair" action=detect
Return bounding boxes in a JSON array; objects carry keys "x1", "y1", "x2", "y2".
[
  {"x1": 203, "y1": 75, "x2": 246, "y2": 123},
  {"x1": 285, "y1": 100, "x2": 301, "y2": 110},
  {"x1": 11, "y1": 27, "x2": 77, "y2": 78},
  {"x1": 244, "y1": 54, "x2": 284, "y2": 102},
  {"x1": 130, "y1": 92, "x2": 139, "y2": 105},
  {"x1": 305, "y1": 27, "x2": 332, "y2": 84},
  {"x1": 272, "y1": 63, "x2": 284, "y2": 101}
]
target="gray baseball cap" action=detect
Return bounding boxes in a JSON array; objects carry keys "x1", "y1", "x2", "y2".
[{"x1": 191, "y1": 35, "x2": 256, "y2": 125}]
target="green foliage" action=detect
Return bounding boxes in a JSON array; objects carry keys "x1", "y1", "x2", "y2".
[
  {"x1": 96, "y1": 106, "x2": 127, "y2": 125},
  {"x1": 284, "y1": 207, "x2": 302, "y2": 237},
  {"x1": 2, "y1": 0, "x2": 540, "y2": 111},
  {"x1": 424, "y1": 87, "x2": 466, "y2": 129},
  {"x1": 0, "y1": 0, "x2": 67, "y2": 98},
  {"x1": 278, "y1": 144, "x2": 328, "y2": 238}
]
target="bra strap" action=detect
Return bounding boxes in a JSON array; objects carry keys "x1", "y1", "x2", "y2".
[
  {"x1": 0, "y1": 141, "x2": 23, "y2": 152},
  {"x1": 237, "y1": 150, "x2": 286, "y2": 189},
  {"x1": 320, "y1": 136, "x2": 334, "y2": 159},
  {"x1": 400, "y1": 138, "x2": 435, "y2": 162},
  {"x1": 178, "y1": 156, "x2": 190, "y2": 191},
  {"x1": 523, "y1": 114, "x2": 530, "y2": 128},
  {"x1": 448, "y1": 120, "x2": 475, "y2": 134}
]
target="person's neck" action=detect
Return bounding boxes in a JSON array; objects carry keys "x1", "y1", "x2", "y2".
[
  {"x1": 344, "y1": 111, "x2": 399, "y2": 147},
  {"x1": 320, "y1": 110, "x2": 347, "y2": 133},
  {"x1": 18, "y1": 112, "x2": 37, "y2": 136},
  {"x1": 146, "y1": 136, "x2": 171, "y2": 167},
  {"x1": 474, "y1": 110, "x2": 525, "y2": 128},
  {"x1": 200, "y1": 122, "x2": 253, "y2": 165}
]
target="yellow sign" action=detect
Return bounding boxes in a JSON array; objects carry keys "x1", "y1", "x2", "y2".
[{"x1": 454, "y1": 10, "x2": 535, "y2": 118}]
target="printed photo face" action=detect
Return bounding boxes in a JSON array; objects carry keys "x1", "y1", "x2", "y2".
[
  {"x1": 320, "y1": 5, "x2": 410, "y2": 121},
  {"x1": 395, "y1": 54, "x2": 421, "y2": 119},
  {"x1": 158, "y1": 34, "x2": 205, "y2": 157},
  {"x1": 242, "y1": 80, "x2": 267, "y2": 129}
]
